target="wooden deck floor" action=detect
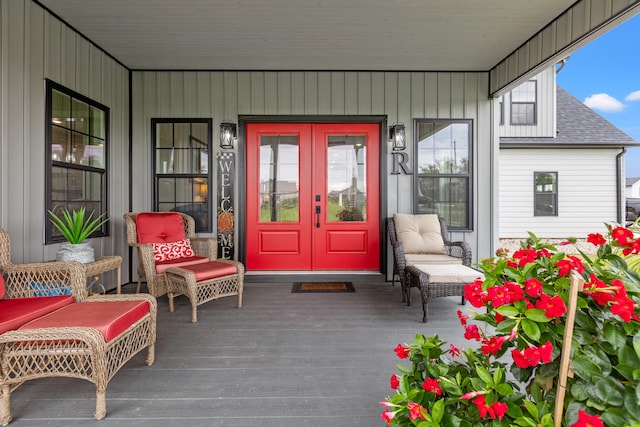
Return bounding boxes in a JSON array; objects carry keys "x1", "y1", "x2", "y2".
[{"x1": 7, "y1": 279, "x2": 471, "y2": 426}]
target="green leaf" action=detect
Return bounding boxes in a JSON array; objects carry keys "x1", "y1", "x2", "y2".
[
  {"x1": 618, "y1": 342, "x2": 640, "y2": 367},
  {"x1": 495, "y1": 383, "x2": 514, "y2": 396},
  {"x1": 626, "y1": 386, "x2": 640, "y2": 420},
  {"x1": 512, "y1": 417, "x2": 538, "y2": 427},
  {"x1": 523, "y1": 400, "x2": 539, "y2": 419},
  {"x1": 614, "y1": 364, "x2": 636, "y2": 381},
  {"x1": 570, "y1": 381, "x2": 592, "y2": 402},
  {"x1": 396, "y1": 364, "x2": 411, "y2": 374},
  {"x1": 475, "y1": 365, "x2": 493, "y2": 386},
  {"x1": 584, "y1": 346, "x2": 612, "y2": 376},
  {"x1": 431, "y1": 398, "x2": 445, "y2": 423},
  {"x1": 441, "y1": 413, "x2": 463, "y2": 427},
  {"x1": 603, "y1": 322, "x2": 627, "y2": 351},
  {"x1": 594, "y1": 377, "x2": 624, "y2": 406},
  {"x1": 570, "y1": 355, "x2": 602, "y2": 382},
  {"x1": 634, "y1": 332, "x2": 640, "y2": 359},
  {"x1": 496, "y1": 305, "x2": 520, "y2": 317},
  {"x1": 521, "y1": 318, "x2": 541, "y2": 341},
  {"x1": 524, "y1": 308, "x2": 553, "y2": 323},
  {"x1": 601, "y1": 407, "x2": 629, "y2": 427}
]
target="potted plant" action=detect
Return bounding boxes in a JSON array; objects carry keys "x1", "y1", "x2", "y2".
[
  {"x1": 381, "y1": 225, "x2": 639, "y2": 427},
  {"x1": 48, "y1": 207, "x2": 109, "y2": 263}
]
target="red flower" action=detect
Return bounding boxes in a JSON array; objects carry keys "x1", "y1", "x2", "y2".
[
  {"x1": 407, "y1": 402, "x2": 427, "y2": 420},
  {"x1": 611, "y1": 226, "x2": 634, "y2": 246},
  {"x1": 610, "y1": 295, "x2": 636, "y2": 322},
  {"x1": 422, "y1": 378, "x2": 443, "y2": 396},
  {"x1": 587, "y1": 233, "x2": 607, "y2": 246},
  {"x1": 572, "y1": 410, "x2": 604, "y2": 427},
  {"x1": 472, "y1": 395, "x2": 489, "y2": 418},
  {"x1": 393, "y1": 344, "x2": 410, "y2": 359},
  {"x1": 511, "y1": 348, "x2": 530, "y2": 368},
  {"x1": 505, "y1": 281, "x2": 525, "y2": 302},
  {"x1": 536, "y1": 248, "x2": 552, "y2": 258},
  {"x1": 494, "y1": 312, "x2": 505, "y2": 324},
  {"x1": 512, "y1": 248, "x2": 537, "y2": 266},
  {"x1": 535, "y1": 293, "x2": 567, "y2": 318},
  {"x1": 457, "y1": 310, "x2": 468, "y2": 326},
  {"x1": 390, "y1": 374, "x2": 399, "y2": 390},
  {"x1": 481, "y1": 335, "x2": 506, "y2": 356},
  {"x1": 487, "y1": 285, "x2": 511, "y2": 307},
  {"x1": 555, "y1": 255, "x2": 585, "y2": 276},
  {"x1": 464, "y1": 279, "x2": 487, "y2": 308},
  {"x1": 380, "y1": 410, "x2": 395, "y2": 426},
  {"x1": 464, "y1": 324, "x2": 482, "y2": 341},
  {"x1": 622, "y1": 237, "x2": 640, "y2": 255},
  {"x1": 449, "y1": 344, "x2": 461, "y2": 357},
  {"x1": 524, "y1": 278, "x2": 544, "y2": 297},
  {"x1": 489, "y1": 402, "x2": 508, "y2": 421},
  {"x1": 461, "y1": 390, "x2": 485, "y2": 400}
]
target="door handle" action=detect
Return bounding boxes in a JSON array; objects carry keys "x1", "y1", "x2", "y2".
[{"x1": 315, "y1": 206, "x2": 321, "y2": 228}]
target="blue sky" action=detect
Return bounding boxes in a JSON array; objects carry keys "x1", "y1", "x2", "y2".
[{"x1": 556, "y1": 13, "x2": 640, "y2": 178}]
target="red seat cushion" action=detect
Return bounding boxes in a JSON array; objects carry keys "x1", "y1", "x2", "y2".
[
  {"x1": 135, "y1": 212, "x2": 186, "y2": 243},
  {"x1": 155, "y1": 256, "x2": 210, "y2": 274},
  {"x1": 0, "y1": 296, "x2": 75, "y2": 334},
  {"x1": 19, "y1": 300, "x2": 150, "y2": 343},
  {"x1": 178, "y1": 260, "x2": 238, "y2": 281}
]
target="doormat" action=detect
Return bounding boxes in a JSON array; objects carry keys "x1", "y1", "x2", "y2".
[{"x1": 292, "y1": 282, "x2": 355, "y2": 293}]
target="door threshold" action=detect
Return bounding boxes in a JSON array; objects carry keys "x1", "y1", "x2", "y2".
[{"x1": 244, "y1": 271, "x2": 384, "y2": 283}]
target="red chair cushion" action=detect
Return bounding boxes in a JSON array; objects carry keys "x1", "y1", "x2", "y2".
[
  {"x1": 135, "y1": 212, "x2": 186, "y2": 244},
  {"x1": 19, "y1": 300, "x2": 150, "y2": 343},
  {"x1": 0, "y1": 275, "x2": 5, "y2": 299},
  {"x1": 151, "y1": 239, "x2": 195, "y2": 262},
  {"x1": 0, "y1": 296, "x2": 74, "y2": 334},
  {"x1": 155, "y1": 256, "x2": 210, "y2": 274},
  {"x1": 179, "y1": 261, "x2": 238, "y2": 281}
]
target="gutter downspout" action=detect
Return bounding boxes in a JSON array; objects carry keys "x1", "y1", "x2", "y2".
[{"x1": 617, "y1": 148, "x2": 626, "y2": 224}]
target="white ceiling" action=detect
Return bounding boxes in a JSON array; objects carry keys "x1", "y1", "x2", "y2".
[{"x1": 40, "y1": 0, "x2": 576, "y2": 71}]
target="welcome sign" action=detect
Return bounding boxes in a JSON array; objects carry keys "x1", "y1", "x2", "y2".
[{"x1": 216, "y1": 152, "x2": 235, "y2": 259}]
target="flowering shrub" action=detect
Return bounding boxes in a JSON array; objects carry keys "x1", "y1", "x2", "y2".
[{"x1": 381, "y1": 225, "x2": 640, "y2": 427}]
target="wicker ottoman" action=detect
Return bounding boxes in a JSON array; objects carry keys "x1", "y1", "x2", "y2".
[
  {"x1": 405, "y1": 264, "x2": 484, "y2": 322},
  {"x1": 0, "y1": 294, "x2": 157, "y2": 424},
  {"x1": 165, "y1": 260, "x2": 244, "y2": 323}
]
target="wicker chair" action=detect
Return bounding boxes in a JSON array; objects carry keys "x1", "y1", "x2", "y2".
[
  {"x1": 124, "y1": 212, "x2": 217, "y2": 297},
  {"x1": 387, "y1": 214, "x2": 472, "y2": 304},
  {"x1": 0, "y1": 227, "x2": 157, "y2": 423}
]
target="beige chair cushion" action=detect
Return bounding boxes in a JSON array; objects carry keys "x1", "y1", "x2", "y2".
[
  {"x1": 405, "y1": 253, "x2": 462, "y2": 266},
  {"x1": 414, "y1": 264, "x2": 484, "y2": 283},
  {"x1": 393, "y1": 213, "x2": 445, "y2": 254}
]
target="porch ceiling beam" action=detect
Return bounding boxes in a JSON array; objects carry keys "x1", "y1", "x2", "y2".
[{"x1": 490, "y1": 0, "x2": 640, "y2": 98}]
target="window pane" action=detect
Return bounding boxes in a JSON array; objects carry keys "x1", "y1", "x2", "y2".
[
  {"x1": 72, "y1": 98, "x2": 89, "y2": 133},
  {"x1": 417, "y1": 122, "x2": 469, "y2": 174},
  {"x1": 417, "y1": 176, "x2": 468, "y2": 228},
  {"x1": 511, "y1": 81, "x2": 536, "y2": 102},
  {"x1": 90, "y1": 106, "x2": 105, "y2": 138},
  {"x1": 327, "y1": 135, "x2": 367, "y2": 222},
  {"x1": 84, "y1": 139, "x2": 105, "y2": 168},
  {"x1": 534, "y1": 172, "x2": 557, "y2": 216},
  {"x1": 174, "y1": 123, "x2": 190, "y2": 148},
  {"x1": 51, "y1": 127, "x2": 70, "y2": 162},
  {"x1": 512, "y1": 104, "x2": 535, "y2": 125},
  {"x1": 71, "y1": 133, "x2": 89, "y2": 165},
  {"x1": 156, "y1": 123, "x2": 173, "y2": 148},
  {"x1": 51, "y1": 90, "x2": 71, "y2": 129},
  {"x1": 260, "y1": 135, "x2": 299, "y2": 222}
]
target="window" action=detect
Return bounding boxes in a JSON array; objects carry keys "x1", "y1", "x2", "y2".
[
  {"x1": 534, "y1": 172, "x2": 557, "y2": 216},
  {"x1": 46, "y1": 80, "x2": 109, "y2": 243},
  {"x1": 498, "y1": 96, "x2": 504, "y2": 125},
  {"x1": 511, "y1": 80, "x2": 536, "y2": 125},
  {"x1": 152, "y1": 119, "x2": 212, "y2": 232},
  {"x1": 414, "y1": 119, "x2": 472, "y2": 230}
]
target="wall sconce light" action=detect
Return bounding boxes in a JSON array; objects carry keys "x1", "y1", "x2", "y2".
[
  {"x1": 389, "y1": 123, "x2": 406, "y2": 151},
  {"x1": 219, "y1": 121, "x2": 237, "y2": 149}
]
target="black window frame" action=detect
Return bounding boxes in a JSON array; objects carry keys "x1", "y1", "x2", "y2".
[
  {"x1": 510, "y1": 80, "x2": 537, "y2": 125},
  {"x1": 45, "y1": 79, "x2": 110, "y2": 244},
  {"x1": 413, "y1": 119, "x2": 473, "y2": 231},
  {"x1": 151, "y1": 118, "x2": 213, "y2": 233},
  {"x1": 534, "y1": 171, "x2": 558, "y2": 217}
]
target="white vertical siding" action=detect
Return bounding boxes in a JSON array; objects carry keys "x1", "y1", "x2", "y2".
[
  {"x1": 499, "y1": 148, "x2": 620, "y2": 238},
  {"x1": 499, "y1": 68, "x2": 556, "y2": 138},
  {"x1": 0, "y1": 0, "x2": 130, "y2": 283},
  {"x1": 132, "y1": 70, "x2": 496, "y2": 276}
]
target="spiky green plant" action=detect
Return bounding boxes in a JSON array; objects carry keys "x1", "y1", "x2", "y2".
[{"x1": 48, "y1": 207, "x2": 109, "y2": 244}]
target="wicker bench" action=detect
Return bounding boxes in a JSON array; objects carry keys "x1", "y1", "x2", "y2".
[{"x1": 405, "y1": 264, "x2": 483, "y2": 322}]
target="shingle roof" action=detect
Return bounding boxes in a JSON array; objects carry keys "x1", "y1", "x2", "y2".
[
  {"x1": 626, "y1": 177, "x2": 640, "y2": 186},
  {"x1": 501, "y1": 86, "x2": 638, "y2": 147}
]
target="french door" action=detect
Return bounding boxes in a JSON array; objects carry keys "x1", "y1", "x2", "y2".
[{"x1": 246, "y1": 123, "x2": 380, "y2": 271}]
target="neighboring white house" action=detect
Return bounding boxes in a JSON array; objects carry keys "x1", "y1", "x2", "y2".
[
  {"x1": 499, "y1": 67, "x2": 638, "y2": 239},
  {"x1": 626, "y1": 177, "x2": 640, "y2": 198}
]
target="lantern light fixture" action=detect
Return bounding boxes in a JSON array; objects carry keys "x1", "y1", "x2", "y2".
[
  {"x1": 389, "y1": 123, "x2": 406, "y2": 151},
  {"x1": 219, "y1": 121, "x2": 237, "y2": 149}
]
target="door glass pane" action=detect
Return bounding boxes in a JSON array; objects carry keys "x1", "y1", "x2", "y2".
[
  {"x1": 260, "y1": 135, "x2": 299, "y2": 222},
  {"x1": 327, "y1": 135, "x2": 366, "y2": 222}
]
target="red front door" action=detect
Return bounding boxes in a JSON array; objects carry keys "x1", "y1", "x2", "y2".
[{"x1": 246, "y1": 123, "x2": 380, "y2": 271}]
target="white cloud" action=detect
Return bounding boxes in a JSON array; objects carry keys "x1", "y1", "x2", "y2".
[
  {"x1": 625, "y1": 90, "x2": 640, "y2": 102},
  {"x1": 583, "y1": 93, "x2": 625, "y2": 112}
]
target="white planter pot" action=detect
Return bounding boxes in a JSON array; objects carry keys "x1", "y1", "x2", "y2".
[{"x1": 56, "y1": 242, "x2": 95, "y2": 263}]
